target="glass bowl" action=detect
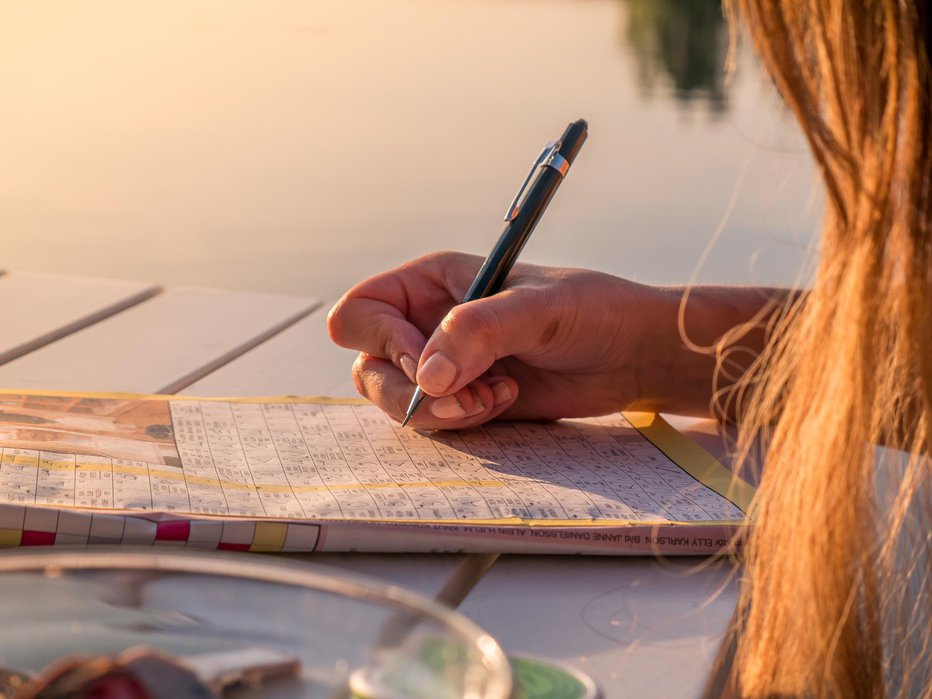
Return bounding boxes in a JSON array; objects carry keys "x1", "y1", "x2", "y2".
[{"x1": 0, "y1": 548, "x2": 512, "y2": 699}]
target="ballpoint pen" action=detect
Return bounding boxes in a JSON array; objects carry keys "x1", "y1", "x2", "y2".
[{"x1": 401, "y1": 118, "x2": 589, "y2": 427}]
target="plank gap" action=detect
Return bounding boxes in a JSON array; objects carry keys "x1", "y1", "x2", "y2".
[
  {"x1": 0, "y1": 285, "x2": 163, "y2": 366},
  {"x1": 158, "y1": 300, "x2": 322, "y2": 394}
]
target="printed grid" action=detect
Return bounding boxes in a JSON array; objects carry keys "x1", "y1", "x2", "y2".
[{"x1": 170, "y1": 401, "x2": 743, "y2": 523}]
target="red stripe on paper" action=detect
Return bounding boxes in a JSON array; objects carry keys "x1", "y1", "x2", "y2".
[
  {"x1": 21, "y1": 530, "x2": 56, "y2": 546},
  {"x1": 155, "y1": 521, "x2": 190, "y2": 542},
  {"x1": 217, "y1": 542, "x2": 251, "y2": 552}
]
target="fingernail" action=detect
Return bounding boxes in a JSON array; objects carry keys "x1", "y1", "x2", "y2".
[
  {"x1": 431, "y1": 395, "x2": 466, "y2": 419},
  {"x1": 418, "y1": 352, "x2": 458, "y2": 394},
  {"x1": 491, "y1": 381, "x2": 513, "y2": 405},
  {"x1": 399, "y1": 354, "x2": 418, "y2": 384},
  {"x1": 465, "y1": 391, "x2": 486, "y2": 417}
]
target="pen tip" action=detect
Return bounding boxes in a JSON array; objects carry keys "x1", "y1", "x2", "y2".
[{"x1": 401, "y1": 414, "x2": 411, "y2": 428}]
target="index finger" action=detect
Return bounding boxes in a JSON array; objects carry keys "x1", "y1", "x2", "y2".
[
  {"x1": 328, "y1": 295, "x2": 428, "y2": 383},
  {"x1": 328, "y1": 252, "x2": 491, "y2": 381}
]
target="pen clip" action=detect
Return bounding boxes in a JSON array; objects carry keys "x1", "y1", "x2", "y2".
[{"x1": 504, "y1": 140, "x2": 565, "y2": 222}]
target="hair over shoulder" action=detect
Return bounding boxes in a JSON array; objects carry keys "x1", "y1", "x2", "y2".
[{"x1": 713, "y1": 2, "x2": 931, "y2": 698}]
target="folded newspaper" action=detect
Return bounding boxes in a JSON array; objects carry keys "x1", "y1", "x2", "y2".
[{"x1": 0, "y1": 391, "x2": 754, "y2": 555}]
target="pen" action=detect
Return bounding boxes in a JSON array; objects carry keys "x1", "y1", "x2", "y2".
[{"x1": 401, "y1": 118, "x2": 588, "y2": 427}]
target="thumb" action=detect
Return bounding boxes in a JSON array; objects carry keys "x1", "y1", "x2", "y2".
[{"x1": 415, "y1": 288, "x2": 552, "y2": 396}]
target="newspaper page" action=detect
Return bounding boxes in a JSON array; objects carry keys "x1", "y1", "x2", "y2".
[{"x1": 0, "y1": 392, "x2": 754, "y2": 554}]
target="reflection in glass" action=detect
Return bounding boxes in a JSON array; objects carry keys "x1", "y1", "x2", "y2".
[{"x1": 620, "y1": 0, "x2": 730, "y2": 115}]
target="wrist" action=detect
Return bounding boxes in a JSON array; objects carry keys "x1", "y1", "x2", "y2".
[
  {"x1": 626, "y1": 285, "x2": 764, "y2": 417},
  {"x1": 623, "y1": 285, "x2": 701, "y2": 414}
]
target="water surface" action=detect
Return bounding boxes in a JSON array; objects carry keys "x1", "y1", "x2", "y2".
[{"x1": 0, "y1": 0, "x2": 820, "y2": 299}]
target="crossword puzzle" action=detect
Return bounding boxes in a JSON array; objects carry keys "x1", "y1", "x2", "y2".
[{"x1": 0, "y1": 401, "x2": 744, "y2": 523}]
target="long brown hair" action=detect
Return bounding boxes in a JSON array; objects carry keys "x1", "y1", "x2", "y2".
[{"x1": 717, "y1": 1, "x2": 931, "y2": 697}]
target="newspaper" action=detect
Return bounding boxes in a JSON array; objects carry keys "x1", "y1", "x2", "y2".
[{"x1": 0, "y1": 392, "x2": 754, "y2": 554}]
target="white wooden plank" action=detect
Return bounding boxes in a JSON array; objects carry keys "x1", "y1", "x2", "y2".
[
  {"x1": 181, "y1": 304, "x2": 358, "y2": 397},
  {"x1": 304, "y1": 553, "x2": 474, "y2": 600},
  {"x1": 458, "y1": 555, "x2": 738, "y2": 699},
  {"x1": 0, "y1": 287, "x2": 319, "y2": 393},
  {"x1": 0, "y1": 271, "x2": 159, "y2": 364}
]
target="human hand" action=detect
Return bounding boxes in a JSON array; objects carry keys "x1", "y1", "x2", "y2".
[{"x1": 328, "y1": 251, "x2": 687, "y2": 430}]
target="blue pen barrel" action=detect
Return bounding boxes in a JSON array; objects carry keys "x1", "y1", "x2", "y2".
[
  {"x1": 463, "y1": 167, "x2": 563, "y2": 300},
  {"x1": 462, "y1": 119, "x2": 588, "y2": 301}
]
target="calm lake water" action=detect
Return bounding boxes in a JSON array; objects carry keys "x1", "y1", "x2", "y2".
[{"x1": 0, "y1": 0, "x2": 820, "y2": 299}]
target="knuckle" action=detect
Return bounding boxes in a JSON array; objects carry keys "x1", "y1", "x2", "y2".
[
  {"x1": 351, "y1": 354, "x2": 404, "y2": 421},
  {"x1": 413, "y1": 250, "x2": 458, "y2": 272},
  {"x1": 326, "y1": 299, "x2": 347, "y2": 345},
  {"x1": 351, "y1": 353, "x2": 372, "y2": 397},
  {"x1": 377, "y1": 331, "x2": 396, "y2": 364},
  {"x1": 422, "y1": 249, "x2": 454, "y2": 263},
  {"x1": 442, "y1": 302, "x2": 495, "y2": 340},
  {"x1": 424, "y1": 249, "x2": 470, "y2": 265}
]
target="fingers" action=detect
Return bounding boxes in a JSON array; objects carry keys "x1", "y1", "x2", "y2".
[
  {"x1": 415, "y1": 287, "x2": 554, "y2": 397},
  {"x1": 329, "y1": 297, "x2": 427, "y2": 382},
  {"x1": 328, "y1": 252, "x2": 486, "y2": 382},
  {"x1": 330, "y1": 252, "x2": 560, "y2": 418},
  {"x1": 353, "y1": 353, "x2": 519, "y2": 430}
]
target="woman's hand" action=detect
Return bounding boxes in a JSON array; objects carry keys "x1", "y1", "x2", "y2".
[{"x1": 327, "y1": 251, "x2": 693, "y2": 430}]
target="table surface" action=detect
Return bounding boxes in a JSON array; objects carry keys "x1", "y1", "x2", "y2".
[{"x1": 0, "y1": 270, "x2": 740, "y2": 698}]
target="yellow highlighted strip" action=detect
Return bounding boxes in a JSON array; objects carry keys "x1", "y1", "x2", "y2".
[
  {"x1": 1, "y1": 453, "x2": 39, "y2": 468},
  {"x1": 623, "y1": 411, "x2": 756, "y2": 513}
]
